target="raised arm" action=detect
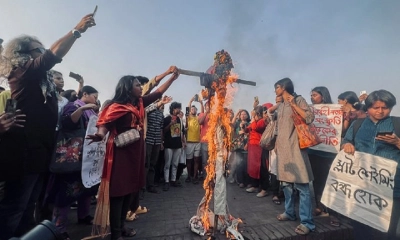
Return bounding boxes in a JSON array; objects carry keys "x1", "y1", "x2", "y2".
[
  {"x1": 143, "y1": 66, "x2": 177, "y2": 95},
  {"x1": 50, "y1": 14, "x2": 95, "y2": 59},
  {"x1": 154, "y1": 71, "x2": 180, "y2": 96}
]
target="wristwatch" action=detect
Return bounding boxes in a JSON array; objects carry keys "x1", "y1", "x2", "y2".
[{"x1": 71, "y1": 29, "x2": 81, "y2": 39}]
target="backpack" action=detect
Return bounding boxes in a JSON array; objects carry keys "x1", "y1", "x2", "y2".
[{"x1": 352, "y1": 116, "x2": 400, "y2": 139}]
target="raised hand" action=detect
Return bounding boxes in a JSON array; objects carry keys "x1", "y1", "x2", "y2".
[
  {"x1": 161, "y1": 96, "x2": 173, "y2": 105},
  {"x1": 75, "y1": 14, "x2": 96, "y2": 33},
  {"x1": 80, "y1": 103, "x2": 98, "y2": 111},
  {"x1": 168, "y1": 66, "x2": 178, "y2": 74}
]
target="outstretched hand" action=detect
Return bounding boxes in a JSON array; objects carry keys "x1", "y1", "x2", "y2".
[
  {"x1": 167, "y1": 66, "x2": 178, "y2": 74},
  {"x1": 161, "y1": 96, "x2": 173, "y2": 105},
  {"x1": 170, "y1": 71, "x2": 180, "y2": 81},
  {"x1": 75, "y1": 14, "x2": 96, "y2": 33},
  {"x1": 86, "y1": 133, "x2": 104, "y2": 144}
]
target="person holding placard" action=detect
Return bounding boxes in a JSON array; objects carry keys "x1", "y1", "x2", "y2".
[{"x1": 342, "y1": 89, "x2": 400, "y2": 240}]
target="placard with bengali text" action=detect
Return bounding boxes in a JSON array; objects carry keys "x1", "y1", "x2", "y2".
[
  {"x1": 309, "y1": 104, "x2": 343, "y2": 153},
  {"x1": 321, "y1": 150, "x2": 397, "y2": 232}
]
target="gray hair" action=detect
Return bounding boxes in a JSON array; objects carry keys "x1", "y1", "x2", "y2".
[
  {"x1": 0, "y1": 35, "x2": 43, "y2": 78},
  {"x1": 49, "y1": 69, "x2": 62, "y2": 76}
]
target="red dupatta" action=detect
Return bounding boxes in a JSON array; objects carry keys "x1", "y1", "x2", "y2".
[{"x1": 90, "y1": 100, "x2": 144, "y2": 238}]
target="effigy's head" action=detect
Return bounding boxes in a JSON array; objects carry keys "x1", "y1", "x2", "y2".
[{"x1": 213, "y1": 50, "x2": 234, "y2": 80}]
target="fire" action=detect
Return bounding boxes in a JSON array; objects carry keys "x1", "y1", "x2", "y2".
[{"x1": 201, "y1": 50, "x2": 236, "y2": 232}]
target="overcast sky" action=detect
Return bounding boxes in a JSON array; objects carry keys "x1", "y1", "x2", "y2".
[{"x1": 1, "y1": 0, "x2": 400, "y2": 114}]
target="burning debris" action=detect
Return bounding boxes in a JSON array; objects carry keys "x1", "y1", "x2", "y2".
[{"x1": 179, "y1": 50, "x2": 256, "y2": 240}]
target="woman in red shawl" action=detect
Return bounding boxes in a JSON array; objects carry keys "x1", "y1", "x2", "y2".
[{"x1": 87, "y1": 71, "x2": 179, "y2": 240}]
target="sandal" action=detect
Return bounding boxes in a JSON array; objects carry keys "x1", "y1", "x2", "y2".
[
  {"x1": 125, "y1": 211, "x2": 139, "y2": 222},
  {"x1": 135, "y1": 206, "x2": 149, "y2": 215},
  {"x1": 295, "y1": 224, "x2": 310, "y2": 235},
  {"x1": 122, "y1": 227, "x2": 136, "y2": 237},
  {"x1": 276, "y1": 213, "x2": 295, "y2": 221},
  {"x1": 272, "y1": 196, "x2": 281, "y2": 205},
  {"x1": 330, "y1": 216, "x2": 341, "y2": 227}
]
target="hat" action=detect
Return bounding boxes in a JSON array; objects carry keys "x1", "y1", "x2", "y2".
[{"x1": 262, "y1": 103, "x2": 273, "y2": 109}]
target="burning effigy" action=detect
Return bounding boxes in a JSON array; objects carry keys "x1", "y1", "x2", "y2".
[{"x1": 179, "y1": 50, "x2": 256, "y2": 240}]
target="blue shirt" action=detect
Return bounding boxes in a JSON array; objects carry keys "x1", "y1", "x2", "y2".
[{"x1": 342, "y1": 117, "x2": 400, "y2": 197}]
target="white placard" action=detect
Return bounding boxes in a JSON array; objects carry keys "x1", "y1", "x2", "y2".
[
  {"x1": 321, "y1": 150, "x2": 397, "y2": 232},
  {"x1": 309, "y1": 104, "x2": 343, "y2": 153},
  {"x1": 81, "y1": 115, "x2": 108, "y2": 188}
]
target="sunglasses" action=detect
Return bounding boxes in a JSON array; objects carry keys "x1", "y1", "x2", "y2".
[{"x1": 27, "y1": 47, "x2": 46, "y2": 54}]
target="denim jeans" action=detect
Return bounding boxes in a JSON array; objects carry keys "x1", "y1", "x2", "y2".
[
  {"x1": 282, "y1": 182, "x2": 315, "y2": 231},
  {"x1": 0, "y1": 174, "x2": 44, "y2": 240},
  {"x1": 164, "y1": 148, "x2": 182, "y2": 182}
]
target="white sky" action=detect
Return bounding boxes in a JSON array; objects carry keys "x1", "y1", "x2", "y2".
[{"x1": 1, "y1": 0, "x2": 400, "y2": 114}]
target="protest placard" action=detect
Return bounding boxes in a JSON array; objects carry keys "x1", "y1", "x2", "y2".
[
  {"x1": 81, "y1": 115, "x2": 108, "y2": 188},
  {"x1": 321, "y1": 150, "x2": 397, "y2": 232},
  {"x1": 309, "y1": 104, "x2": 343, "y2": 153}
]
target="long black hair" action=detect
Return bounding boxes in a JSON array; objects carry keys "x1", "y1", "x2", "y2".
[
  {"x1": 78, "y1": 85, "x2": 98, "y2": 99},
  {"x1": 311, "y1": 86, "x2": 333, "y2": 104},
  {"x1": 338, "y1": 91, "x2": 362, "y2": 110},
  {"x1": 110, "y1": 75, "x2": 138, "y2": 105},
  {"x1": 61, "y1": 89, "x2": 78, "y2": 102},
  {"x1": 274, "y1": 77, "x2": 294, "y2": 95}
]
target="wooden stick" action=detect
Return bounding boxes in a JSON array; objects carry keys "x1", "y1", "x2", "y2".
[{"x1": 178, "y1": 68, "x2": 256, "y2": 86}]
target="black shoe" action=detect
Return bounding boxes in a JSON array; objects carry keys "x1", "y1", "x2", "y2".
[
  {"x1": 90, "y1": 196, "x2": 97, "y2": 205},
  {"x1": 163, "y1": 183, "x2": 170, "y2": 191},
  {"x1": 147, "y1": 186, "x2": 159, "y2": 194},
  {"x1": 171, "y1": 181, "x2": 182, "y2": 187},
  {"x1": 78, "y1": 215, "x2": 93, "y2": 225},
  {"x1": 70, "y1": 202, "x2": 78, "y2": 210},
  {"x1": 61, "y1": 232, "x2": 70, "y2": 240},
  {"x1": 192, "y1": 178, "x2": 199, "y2": 184}
]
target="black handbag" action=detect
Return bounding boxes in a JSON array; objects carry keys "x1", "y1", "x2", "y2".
[{"x1": 50, "y1": 118, "x2": 85, "y2": 174}]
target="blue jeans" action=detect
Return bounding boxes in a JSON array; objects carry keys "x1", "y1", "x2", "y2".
[
  {"x1": 282, "y1": 182, "x2": 315, "y2": 231},
  {"x1": 0, "y1": 174, "x2": 44, "y2": 240}
]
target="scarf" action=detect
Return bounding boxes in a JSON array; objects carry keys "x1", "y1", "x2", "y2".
[
  {"x1": 91, "y1": 100, "x2": 144, "y2": 238},
  {"x1": 41, "y1": 71, "x2": 57, "y2": 103},
  {"x1": 75, "y1": 99, "x2": 97, "y2": 120}
]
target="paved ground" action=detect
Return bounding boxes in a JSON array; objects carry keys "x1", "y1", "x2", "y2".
[{"x1": 67, "y1": 175, "x2": 387, "y2": 240}]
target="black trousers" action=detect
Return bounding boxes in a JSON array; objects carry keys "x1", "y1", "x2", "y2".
[{"x1": 110, "y1": 193, "x2": 133, "y2": 240}]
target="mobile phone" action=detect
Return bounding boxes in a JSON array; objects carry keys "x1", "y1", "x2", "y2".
[
  {"x1": 254, "y1": 96, "x2": 259, "y2": 102},
  {"x1": 5, "y1": 99, "x2": 17, "y2": 116},
  {"x1": 185, "y1": 107, "x2": 190, "y2": 116},
  {"x1": 194, "y1": 94, "x2": 199, "y2": 102},
  {"x1": 69, "y1": 72, "x2": 81, "y2": 81},
  {"x1": 359, "y1": 90, "x2": 367, "y2": 96},
  {"x1": 93, "y1": 5, "x2": 98, "y2": 17},
  {"x1": 376, "y1": 131, "x2": 393, "y2": 137}
]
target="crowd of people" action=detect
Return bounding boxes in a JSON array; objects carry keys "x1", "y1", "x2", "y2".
[{"x1": 0, "y1": 12, "x2": 399, "y2": 240}]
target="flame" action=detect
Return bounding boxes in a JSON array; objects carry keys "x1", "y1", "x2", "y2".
[{"x1": 200, "y1": 50, "x2": 237, "y2": 232}]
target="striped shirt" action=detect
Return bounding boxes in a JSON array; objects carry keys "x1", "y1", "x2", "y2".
[{"x1": 145, "y1": 109, "x2": 164, "y2": 145}]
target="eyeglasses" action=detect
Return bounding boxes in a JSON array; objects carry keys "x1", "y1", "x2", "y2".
[{"x1": 28, "y1": 47, "x2": 46, "y2": 54}]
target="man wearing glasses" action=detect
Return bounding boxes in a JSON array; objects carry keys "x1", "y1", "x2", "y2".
[{"x1": 0, "y1": 14, "x2": 96, "y2": 240}]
